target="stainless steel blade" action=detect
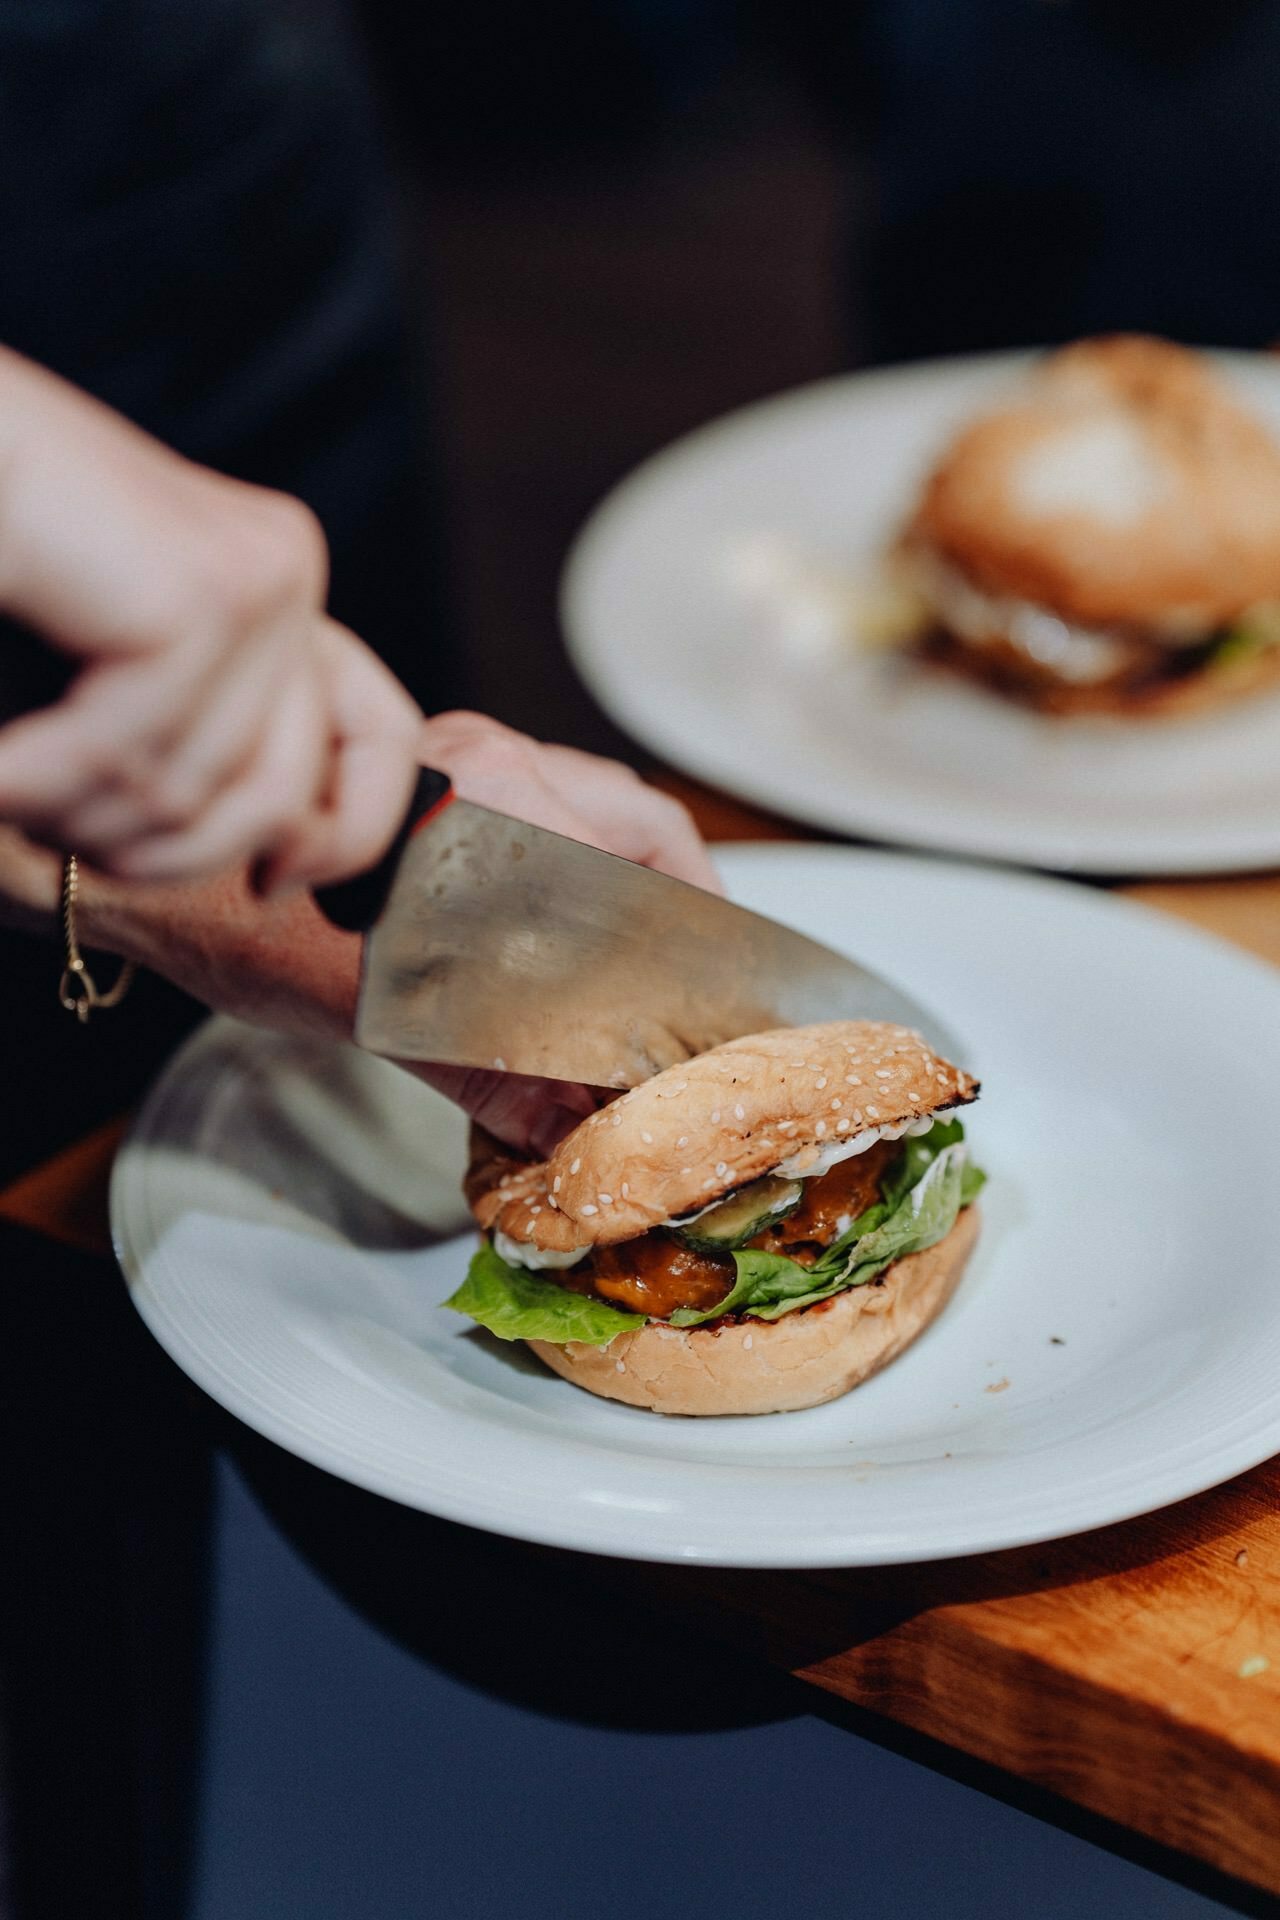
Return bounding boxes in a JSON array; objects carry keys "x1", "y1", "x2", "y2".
[{"x1": 355, "y1": 799, "x2": 962, "y2": 1084}]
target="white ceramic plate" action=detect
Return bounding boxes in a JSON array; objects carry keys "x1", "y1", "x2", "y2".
[
  {"x1": 563, "y1": 351, "x2": 1280, "y2": 874},
  {"x1": 114, "y1": 845, "x2": 1280, "y2": 1567}
]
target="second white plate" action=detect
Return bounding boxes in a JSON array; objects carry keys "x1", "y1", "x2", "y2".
[
  {"x1": 113, "y1": 846, "x2": 1280, "y2": 1566},
  {"x1": 563, "y1": 351, "x2": 1280, "y2": 873}
]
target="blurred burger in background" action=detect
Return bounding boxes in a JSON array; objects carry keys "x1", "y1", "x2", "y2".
[{"x1": 896, "y1": 335, "x2": 1280, "y2": 718}]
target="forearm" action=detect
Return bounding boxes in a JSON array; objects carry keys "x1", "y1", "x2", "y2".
[
  {"x1": 85, "y1": 869, "x2": 360, "y2": 1042},
  {"x1": 0, "y1": 824, "x2": 359, "y2": 1041}
]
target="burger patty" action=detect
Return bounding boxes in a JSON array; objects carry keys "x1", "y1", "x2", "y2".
[{"x1": 560, "y1": 1137, "x2": 902, "y2": 1322}]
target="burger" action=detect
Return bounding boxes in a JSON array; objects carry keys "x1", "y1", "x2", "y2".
[
  {"x1": 896, "y1": 334, "x2": 1280, "y2": 718},
  {"x1": 445, "y1": 1020, "x2": 983, "y2": 1416}
]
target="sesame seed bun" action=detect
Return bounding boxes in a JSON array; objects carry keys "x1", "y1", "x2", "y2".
[
  {"x1": 475, "y1": 1021, "x2": 977, "y2": 1253},
  {"x1": 908, "y1": 335, "x2": 1280, "y2": 632},
  {"x1": 526, "y1": 1203, "x2": 980, "y2": 1416}
]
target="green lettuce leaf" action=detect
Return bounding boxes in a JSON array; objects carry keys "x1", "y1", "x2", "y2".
[
  {"x1": 446, "y1": 1118, "x2": 985, "y2": 1346},
  {"x1": 1210, "y1": 602, "x2": 1280, "y2": 671},
  {"x1": 669, "y1": 1119, "x2": 979, "y2": 1328},
  {"x1": 443, "y1": 1242, "x2": 644, "y2": 1348}
]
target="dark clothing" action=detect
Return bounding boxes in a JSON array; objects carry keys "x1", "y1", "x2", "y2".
[
  {"x1": 847, "y1": 0, "x2": 1280, "y2": 360},
  {"x1": 0, "y1": 18, "x2": 447, "y2": 1905},
  {"x1": 0, "y1": 0, "x2": 455, "y2": 1187}
]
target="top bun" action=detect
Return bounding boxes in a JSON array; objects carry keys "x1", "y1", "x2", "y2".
[
  {"x1": 476, "y1": 1021, "x2": 976, "y2": 1252},
  {"x1": 908, "y1": 335, "x2": 1280, "y2": 631}
]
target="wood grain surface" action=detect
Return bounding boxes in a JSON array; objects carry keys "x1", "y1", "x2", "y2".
[{"x1": 8, "y1": 774, "x2": 1280, "y2": 1896}]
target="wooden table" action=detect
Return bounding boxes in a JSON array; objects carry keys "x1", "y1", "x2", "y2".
[{"x1": 7, "y1": 773, "x2": 1280, "y2": 1904}]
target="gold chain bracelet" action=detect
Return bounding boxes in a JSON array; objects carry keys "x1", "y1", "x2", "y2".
[{"x1": 58, "y1": 853, "x2": 136, "y2": 1023}]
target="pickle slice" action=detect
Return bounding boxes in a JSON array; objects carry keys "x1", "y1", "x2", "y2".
[{"x1": 673, "y1": 1175, "x2": 803, "y2": 1252}]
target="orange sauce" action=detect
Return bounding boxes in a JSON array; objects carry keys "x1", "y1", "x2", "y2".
[{"x1": 561, "y1": 1136, "x2": 902, "y2": 1321}]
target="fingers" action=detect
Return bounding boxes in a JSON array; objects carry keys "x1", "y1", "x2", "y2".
[
  {"x1": 260, "y1": 622, "x2": 422, "y2": 894},
  {"x1": 3, "y1": 622, "x2": 284, "y2": 855},
  {"x1": 419, "y1": 712, "x2": 722, "y2": 892},
  {"x1": 0, "y1": 360, "x2": 339, "y2": 874},
  {"x1": 104, "y1": 660, "x2": 327, "y2": 881},
  {"x1": 0, "y1": 614, "x2": 423, "y2": 889},
  {"x1": 411, "y1": 1062, "x2": 599, "y2": 1158},
  {"x1": 524, "y1": 742, "x2": 722, "y2": 892},
  {"x1": 418, "y1": 710, "x2": 597, "y2": 841}
]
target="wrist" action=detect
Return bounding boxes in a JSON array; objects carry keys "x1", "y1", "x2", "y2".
[
  {"x1": 0, "y1": 826, "x2": 62, "y2": 937},
  {"x1": 81, "y1": 863, "x2": 361, "y2": 1041}
]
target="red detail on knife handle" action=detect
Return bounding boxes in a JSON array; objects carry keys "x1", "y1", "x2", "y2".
[
  {"x1": 409, "y1": 781, "x2": 456, "y2": 837},
  {"x1": 313, "y1": 764, "x2": 454, "y2": 935}
]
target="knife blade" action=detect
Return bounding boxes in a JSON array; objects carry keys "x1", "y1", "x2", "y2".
[{"x1": 316, "y1": 767, "x2": 962, "y2": 1087}]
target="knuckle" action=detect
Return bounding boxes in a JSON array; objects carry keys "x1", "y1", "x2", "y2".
[
  {"x1": 442, "y1": 717, "x2": 535, "y2": 780},
  {"x1": 650, "y1": 788, "x2": 697, "y2": 833},
  {"x1": 217, "y1": 492, "x2": 329, "y2": 623},
  {"x1": 136, "y1": 769, "x2": 205, "y2": 833}
]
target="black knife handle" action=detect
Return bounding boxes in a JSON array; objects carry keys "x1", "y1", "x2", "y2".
[{"x1": 313, "y1": 764, "x2": 453, "y2": 934}]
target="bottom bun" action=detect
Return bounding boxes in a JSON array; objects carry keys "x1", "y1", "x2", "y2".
[{"x1": 526, "y1": 1204, "x2": 980, "y2": 1417}]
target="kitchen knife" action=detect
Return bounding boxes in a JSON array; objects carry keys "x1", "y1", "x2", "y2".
[{"x1": 316, "y1": 767, "x2": 963, "y2": 1087}]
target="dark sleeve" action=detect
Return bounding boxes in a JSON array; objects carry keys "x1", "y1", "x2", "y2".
[
  {"x1": 0, "y1": 0, "x2": 458, "y2": 710},
  {"x1": 0, "y1": 0, "x2": 460, "y2": 1178}
]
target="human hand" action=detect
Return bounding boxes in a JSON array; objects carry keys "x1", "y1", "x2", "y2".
[
  {"x1": 415, "y1": 709, "x2": 719, "y2": 888},
  {"x1": 16, "y1": 714, "x2": 721, "y2": 1158},
  {"x1": 0, "y1": 347, "x2": 421, "y2": 890},
  {"x1": 404, "y1": 711, "x2": 722, "y2": 1151}
]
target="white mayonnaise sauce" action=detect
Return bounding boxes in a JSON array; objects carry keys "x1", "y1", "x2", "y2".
[
  {"x1": 493, "y1": 1231, "x2": 589, "y2": 1272},
  {"x1": 774, "y1": 1108, "x2": 952, "y2": 1180},
  {"x1": 913, "y1": 552, "x2": 1128, "y2": 684}
]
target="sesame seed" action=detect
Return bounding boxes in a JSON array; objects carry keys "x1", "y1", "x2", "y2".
[
  {"x1": 598, "y1": 1192, "x2": 613, "y2": 1206},
  {"x1": 681, "y1": 1168, "x2": 693, "y2": 1178},
  {"x1": 831, "y1": 1098, "x2": 841, "y2": 1110},
  {"x1": 845, "y1": 1074, "x2": 860, "y2": 1085},
  {"x1": 580, "y1": 1203, "x2": 598, "y2": 1216},
  {"x1": 875, "y1": 1068, "x2": 892, "y2": 1079},
  {"x1": 816, "y1": 1121, "x2": 827, "y2": 1138},
  {"x1": 711, "y1": 1109, "x2": 721, "y2": 1124},
  {"x1": 530, "y1": 1204, "x2": 541, "y2": 1215},
  {"x1": 552, "y1": 1175, "x2": 562, "y2": 1193},
  {"x1": 906, "y1": 1089, "x2": 920, "y2": 1100},
  {"x1": 715, "y1": 1161, "x2": 728, "y2": 1176},
  {"x1": 815, "y1": 1076, "x2": 827, "y2": 1090},
  {"x1": 641, "y1": 1130, "x2": 653, "y2": 1144},
  {"x1": 837, "y1": 1119, "x2": 851, "y2": 1133},
  {"x1": 492, "y1": 1056, "x2": 507, "y2": 1072},
  {"x1": 677, "y1": 1136, "x2": 689, "y2": 1148},
  {"x1": 569, "y1": 1158, "x2": 581, "y2": 1174},
  {"x1": 621, "y1": 1182, "x2": 630, "y2": 1198},
  {"x1": 790, "y1": 1059, "x2": 806, "y2": 1068},
  {"x1": 615, "y1": 1359, "x2": 626, "y2": 1373},
  {"x1": 743, "y1": 1333, "x2": 754, "y2": 1351},
  {"x1": 778, "y1": 1120, "x2": 797, "y2": 1134},
  {"x1": 547, "y1": 1196, "x2": 558, "y2": 1209},
  {"x1": 866, "y1": 1105, "x2": 879, "y2": 1119}
]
